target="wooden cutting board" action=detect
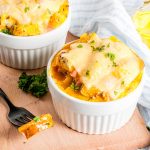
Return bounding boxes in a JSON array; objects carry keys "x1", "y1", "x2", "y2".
[{"x1": 0, "y1": 33, "x2": 150, "y2": 150}]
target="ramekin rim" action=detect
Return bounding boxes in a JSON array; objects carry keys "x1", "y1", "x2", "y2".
[{"x1": 47, "y1": 45, "x2": 145, "y2": 106}]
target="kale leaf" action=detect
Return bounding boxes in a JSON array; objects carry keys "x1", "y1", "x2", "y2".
[
  {"x1": 18, "y1": 69, "x2": 48, "y2": 98},
  {"x1": 1, "y1": 29, "x2": 11, "y2": 35}
]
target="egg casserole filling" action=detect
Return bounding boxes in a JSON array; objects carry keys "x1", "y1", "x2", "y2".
[
  {"x1": 50, "y1": 33, "x2": 144, "y2": 102},
  {"x1": 0, "y1": 0, "x2": 68, "y2": 36},
  {"x1": 18, "y1": 114, "x2": 54, "y2": 139}
]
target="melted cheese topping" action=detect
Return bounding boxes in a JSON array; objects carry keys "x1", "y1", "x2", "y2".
[
  {"x1": 0, "y1": 0, "x2": 67, "y2": 35},
  {"x1": 0, "y1": 0, "x2": 64, "y2": 24},
  {"x1": 52, "y1": 33, "x2": 144, "y2": 101}
]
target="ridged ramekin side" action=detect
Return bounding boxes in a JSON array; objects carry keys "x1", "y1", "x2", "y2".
[
  {"x1": 52, "y1": 97, "x2": 136, "y2": 134},
  {"x1": 0, "y1": 33, "x2": 67, "y2": 69}
]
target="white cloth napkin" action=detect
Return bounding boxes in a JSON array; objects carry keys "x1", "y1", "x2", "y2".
[{"x1": 69, "y1": 0, "x2": 150, "y2": 109}]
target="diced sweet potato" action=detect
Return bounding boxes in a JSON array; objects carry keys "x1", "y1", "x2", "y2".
[{"x1": 18, "y1": 114, "x2": 54, "y2": 139}]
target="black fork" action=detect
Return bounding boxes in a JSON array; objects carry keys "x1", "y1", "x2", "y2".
[{"x1": 0, "y1": 88, "x2": 35, "y2": 127}]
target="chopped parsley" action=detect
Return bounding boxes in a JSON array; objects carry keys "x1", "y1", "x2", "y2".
[
  {"x1": 47, "y1": 8, "x2": 51, "y2": 14},
  {"x1": 38, "y1": 5, "x2": 41, "y2": 9},
  {"x1": 85, "y1": 70, "x2": 90, "y2": 76},
  {"x1": 90, "y1": 40, "x2": 95, "y2": 44},
  {"x1": 77, "y1": 44, "x2": 83, "y2": 48},
  {"x1": 105, "y1": 52, "x2": 116, "y2": 61},
  {"x1": 105, "y1": 52, "x2": 118, "y2": 67},
  {"x1": 1, "y1": 29, "x2": 11, "y2": 35},
  {"x1": 114, "y1": 91, "x2": 118, "y2": 95},
  {"x1": 24, "y1": 6, "x2": 30, "y2": 13},
  {"x1": 91, "y1": 46, "x2": 95, "y2": 51},
  {"x1": 92, "y1": 45, "x2": 105, "y2": 52},
  {"x1": 33, "y1": 116, "x2": 40, "y2": 122},
  {"x1": 112, "y1": 61, "x2": 117, "y2": 67},
  {"x1": 107, "y1": 43, "x2": 110, "y2": 48},
  {"x1": 45, "y1": 122, "x2": 50, "y2": 125},
  {"x1": 121, "y1": 81, "x2": 125, "y2": 85},
  {"x1": 70, "y1": 82, "x2": 80, "y2": 91}
]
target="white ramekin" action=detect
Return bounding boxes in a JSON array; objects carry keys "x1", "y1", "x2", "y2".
[
  {"x1": 0, "y1": 12, "x2": 71, "y2": 69},
  {"x1": 47, "y1": 48, "x2": 145, "y2": 134}
]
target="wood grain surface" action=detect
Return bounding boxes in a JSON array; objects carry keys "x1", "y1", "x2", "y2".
[{"x1": 0, "y1": 33, "x2": 150, "y2": 150}]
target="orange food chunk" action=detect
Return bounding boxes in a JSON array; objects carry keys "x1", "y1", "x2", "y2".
[
  {"x1": 48, "y1": 0, "x2": 68, "y2": 29},
  {"x1": 18, "y1": 114, "x2": 54, "y2": 139}
]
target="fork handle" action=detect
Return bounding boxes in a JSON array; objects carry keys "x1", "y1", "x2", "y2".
[{"x1": 0, "y1": 88, "x2": 16, "y2": 110}]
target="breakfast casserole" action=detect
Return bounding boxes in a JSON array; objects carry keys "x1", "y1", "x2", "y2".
[
  {"x1": 18, "y1": 114, "x2": 54, "y2": 139},
  {"x1": 0, "y1": 0, "x2": 68, "y2": 36},
  {"x1": 50, "y1": 33, "x2": 144, "y2": 102}
]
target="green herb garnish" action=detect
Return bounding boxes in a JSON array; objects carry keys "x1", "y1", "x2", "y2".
[
  {"x1": 24, "y1": 6, "x2": 30, "y2": 13},
  {"x1": 91, "y1": 46, "x2": 95, "y2": 51},
  {"x1": 45, "y1": 122, "x2": 50, "y2": 125},
  {"x1": 33, "y1": 116, "x2": 40, "y2": 122},
  {"x1": 105, "y1": 52, "x2": 118, "y2": 67},
  {"x1": 93, "y1": 45, "x2": 105, "y2": 52},
  {"x1": 85, "y1": 70, "x2": 90, "y2": 76},
  {"x1": 105, "y1": 52, "x2": 116, "y2": 61},
  {"x1": 47, "y1": 8, "x2": 51, "y2": 14},
  {"x1": 112, "y1": 61, "x2": 117, "y2": 67},
  {"x1": 18, "y1": 69, "x2": 48, "y2": 98},
  {"x1": 121, "y1": 81, "x2": 125, "y2": 85},
  {"x1": 77, "y1": 44, "x2": 83, "y2": 48},
  {"x1": 90, "y1": 40, "x2": 95, "y2": 44},
  {"x1": 107, "y1": 43, "x2": 110, "y2": 48},
  {"x1": 1, "y1": 29, "x2": 11, "y2": 35},
  {"x1": 114, "y1": 91, "x2": 118, "y2": 95},
  {"x1": 70, "y1": 82, "x2": 80, "y2": 91}
]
